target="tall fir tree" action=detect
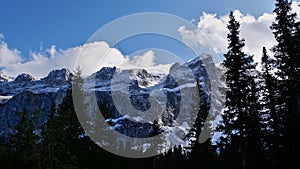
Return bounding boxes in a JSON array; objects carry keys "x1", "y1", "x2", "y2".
[
  {"x1": 271, "y1": 0, "x2": 300, "y2": 166},
  {"x1": 260, "y1": 47, "x2": 277, "y2": 122},
  {"x1": 188, "y1": 84, "x2": 217, "y2": 169},
  {"x1": 9, "y1": 109, "x2": 41, "y2": 169},
  {"x1": 41, "y1": 102, "x2": 77, "y2": 169},
  {"x1": 41, "y1": 67, "x2": 91, "y2": 169},
  {"x1": 216, "y1": 11, "x2": 262, "y2": 169},
  {"x1": 259, "y1": 47, "x2": 285, "y2": 166},
  {"x1": 271, "y1": 0, "x2": 298, "y2": 117},
  {"x1": 295, "y1": 17, "x2": 300, "y2": 119}
]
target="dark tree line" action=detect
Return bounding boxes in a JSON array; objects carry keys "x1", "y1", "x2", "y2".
[{"x1": 216, "y1": 0, "x2": 300, "y2": 168}]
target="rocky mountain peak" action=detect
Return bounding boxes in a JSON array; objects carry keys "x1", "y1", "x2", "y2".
[
  {"x1": 95, "y1": 66, "x2": 116, "y2": 80},
  {"x1": 15, "y1": 73, "x2": 35, "y2": 82},
  {"x1": 41, "y1": 68, "x2": 73, "y2": 85},
  {"x1": 0, "y1": 72, "x2": 13, "y2": 83}
]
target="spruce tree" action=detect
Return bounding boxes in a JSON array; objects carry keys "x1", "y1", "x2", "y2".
[
  {"x1": 260, "y1": 47, "x2": 277, "y2": 118},
  {"x1": 259, "y1": 47, "x2": 284, "y2": 166},
  {"x1": 149, "y1": 119, "x2": 162, "y2": 169},
  {"x1": 41, "y1": 67, "x2": 91, "y2": 169},
  {"x1": 271, "y1": 0, "x2": 300, "y2": 166},
  {"x1": 216, "y1": 11, "x2": 262, "y2": 169},
  {"x1": 295, "y1": 20, "x2": 300, "y2": 119},
  {"x1": 187, "y1": 83, "x2": 217, "y2": 169},
  {"x1": 41, "y1": 103, "x2": 76, "y2": 169},
  {"x1": 9, "y1": 109, "x2": 40, "y2": 169}
]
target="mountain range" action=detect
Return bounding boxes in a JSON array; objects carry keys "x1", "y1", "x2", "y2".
[{"x1": 0, "y1": 55, "x2": 225, "y2": 150}]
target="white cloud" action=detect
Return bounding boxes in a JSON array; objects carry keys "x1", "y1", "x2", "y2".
[
  {"x1": 0, "y1": 41, "x2": 23, "y2": 68},
  {"x1": 120, "y1": 50, "x2": 172, "y2": 74},
  {"x1": 119, "y1": 50, "x2": 156, "y2": 70},
  {"x1": 178, "y1": 1, "x2": 300, "y2": 68},
  {"x1": 0, "y1": 34, "x2": 4, "y2": 39},
  {"x1": 47, "y1": 45, "x2": 56, "y2": 56},
  {"x1": 177, "y1": 12, "x2": 229, "y2": 55},
  {"x1": 240, "y1": 12, "x2": 276, "y2": 64},
  {"x1": 292, "y1": 1, "x2": 300, "y2": 17},
  {"x1": 0, "y1": 38, "x2": 171, "y2": 78},
  {"x1": 178, "y1": 10, "x2": 277, "y2": 66}
]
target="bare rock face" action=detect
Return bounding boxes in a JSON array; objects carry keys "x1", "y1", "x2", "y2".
[
  {"x1": 41, "y1": 68, "x2": 73, "y2": 85},
  {"x1": 15, "y1": 73, "x2": 35, "y2": 82},
  {"x1": 0, "y1": 68, "x2": 73, "y2": 140}
]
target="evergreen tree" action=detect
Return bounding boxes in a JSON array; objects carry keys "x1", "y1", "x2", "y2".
[
  {"x1": 149, "y1": 118, "x2": 165, "y2": 155},
  {"x1": 216, "y1": 11, "x2": 262, "y2": 169},
  {"x1": 295, "y1": 19, "x2": 300, "y2": 123},
  {"x1": 271, "y1": 0, "x2": 298, "y2": 83},
  {"x1": 41, "y1": 67, "x2": 90, "y2": 169},
  {"x1": 149, "y1": 119, "x2": 162, "y2": 169},
  {"x1": 9, "y1": 109, "x2": 41, "y2": 169},
  {"x1": 41, "y1": 103, "x2": 77, "y2": 169},
  {"x1": 271, "y1": 0, "x2": 300, "y2": 166},
  {"x1": 259, "y1": 47, "x2": 284, "y2": 166},
  {"x1": 0, "y1": 136, "x2": 11, "y2": 169},
  {"x1": 260, "y1": 47, "x2": 277, "y2": 120},
  {"x1": 187, "y1": 83, "x2": 217, "y2": 169},
  {"x1": 191, "y1": 83, "x2": 210, "y2": 146},
  {"x1": 295, "y1": 18, "x2": 300, "y2": 76}
]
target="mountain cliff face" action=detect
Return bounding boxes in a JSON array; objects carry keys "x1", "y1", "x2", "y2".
[
  {"x1": 0, "y1": 55, "x2": 225, "y2": 146},
  {"x1": 0, "y1": 69, "x2": 72, "y2": 139}
]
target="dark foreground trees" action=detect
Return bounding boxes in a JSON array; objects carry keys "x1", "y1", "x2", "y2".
[
  {"x1": 269, "y1": 0, "x2": 300, "y2": 167},
  {"x1": 215, "y1": 1, "x2": 300, "y2": 168}
]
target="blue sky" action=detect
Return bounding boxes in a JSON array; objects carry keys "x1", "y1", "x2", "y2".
[
  {"x1": 1, "y1": 0, "x2": 275, "y2": 55},
  {"x1": 1, "y1": 0, "x2": 300, "y2": 77}
]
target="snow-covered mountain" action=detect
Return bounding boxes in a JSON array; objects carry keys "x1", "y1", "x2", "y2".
[
  {"x1": 0, "y1": 55, "x2": 225, "y2": 150},
  {"x1": 0, "y1": 72, "x2": 13, "y2": 83}
]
